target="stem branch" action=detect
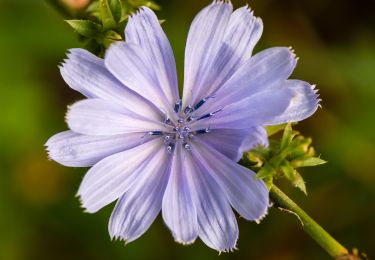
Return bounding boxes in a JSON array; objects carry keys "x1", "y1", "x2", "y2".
[{"x1": 270, "y1": 185, "x2": 349, "y2": 258}]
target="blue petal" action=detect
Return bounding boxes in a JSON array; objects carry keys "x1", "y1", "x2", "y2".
[
  {"x1": 263, "y1": 80, "x2": 320, "y2": 125},
  {"x1": 66, "y1": 99, "x2": 167, "y2": 135},
  {"x1": 199, "y1": 47, "x2": 297, "y2": 114},
  {"x1": 182, "y1": 1, "x2": 233, "y2": 108},
  {"x1": 193, "y1": 128, "x2": 266, "y2": 162},
  {"x1": 190, "y1": 85, "x2": 294, "y2": 130},
  {"x1": 125, "y1": 7, "x2": 179, "y2": 106},
  {"x1": 191, "y1": 79, "x2": 319, "y2": 129},
  {"x1": 240, "y1": 126, "x2": 269, "y2": 154},
  {"x1": 77, "y1": 138, "x2": 165, "y2": 213},
  {"x1": 60, "y1": 48, "x2": 162, "y2": 120},
  {"x1": 191, "y1": 6, "x2": 264, "y2": 101},
  {"x1": 105, "y1": 42, "x2": 174, "y2": 116},
  {"x1": 162, "y1": 145, "x2": 198, "y2": 244},
  {"x1": 45, "y1": 130, "x2": 146, "y2": 167},
  {"x1": 185, "y1": 150, "x2": 238, "y2": 252},
  {"x1": 108, "y1": 144, "x2": 171, "y2": 243},
  {"x1": 192, "y1": 142, "x2": 269, "y2": 221}
]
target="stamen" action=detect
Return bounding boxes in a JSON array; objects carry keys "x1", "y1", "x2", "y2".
[
  {"x1": 148, "y1": 131, "x2": 163, "y2": 136},
  {"x1": 186, "y1": 115, "x2": 198, "y2": 122},
  {"x1": 164, "y1": 118, "x2": 171, "y2": 125},
  {"x1": 195, "y1": 128, "x2": 210, "y2": 134},
  {"x1": 194, "y1": 99, "x2": 206, "y2": 111},
  {"x1": 164, "y1": 135, "x2": 171, "y2": 143},
  {"x1": 184, "y1": 105, "x2": 192, "y2": 114},
  {"x1": 193, "y1": 95, "x2": 215, "y2": 111},
  {"x1": 166, "y1": 142, "x2": 175, "y2": 153},
  {"x1": 174, "y1": 100, "x2": 182, "y2": 113},
  {"x1": 196, "y1": 108, "x2": 222, "y2": 121},
  {"x1": 183, "y1": 142, "x2": 191, "y2": 151}
]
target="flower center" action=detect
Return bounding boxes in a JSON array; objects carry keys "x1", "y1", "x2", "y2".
[{"x1": 147, "y1": 97, "x2": 219, "y2": 153}]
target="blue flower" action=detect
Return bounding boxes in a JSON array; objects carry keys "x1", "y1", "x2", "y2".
[{"x1": 46, "y1": 1, "x2": 319, "y2": 252}]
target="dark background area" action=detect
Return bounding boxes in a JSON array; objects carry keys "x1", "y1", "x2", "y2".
[{"x1": 0, "y1": 0, "x2": 374, "y2": 259}]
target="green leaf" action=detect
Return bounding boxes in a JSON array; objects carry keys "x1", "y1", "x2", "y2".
[
  {"x1": 65, "y1": 20, "x2": 102, "y2": 38},
  {"x1": 100, "y1": 0, "x2": 117, "y2": 30},
  {"x1": 128, "y1": 0, "x2": 161, "y2": 10},
  {"x1": 143, "y1": 1, "x2": 161, "y2": 10},
  {"x1": 280, "y1": 161, "x2": 295, "y2": 180},
  {"x1": 293, "y1": 157, "x2": 327, "y2": 168},
  {"x1": 280, "y1": 123, "x2": 298, "y2": 150},
  {"x1": 86, "y1": 1, "x2": 101, "y2": 18},
  {"x1": 256, "y1": 163, "x2": 276, "y2": 179},
  {"x1": 263, "y1": 177, "x2": 274, "y2": 191},
  {"x1": 102, "y1": 30, "x2": 122, "y2": 48},
  {"x1": 266, "y1": 124, "x2": 288, "y2": 136},
  {"x1": 108, "y1": 0, "x2": 122, "y2": 23},
  {"x1": 248, "y1": 146, "x2": 269, "y2": 161},
  {"x1": 292, "y1": 171, "x2": 307, "y2": 195}
]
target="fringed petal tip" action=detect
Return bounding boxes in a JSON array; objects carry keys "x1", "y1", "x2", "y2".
[
  {"x1": 174, "y1": 238, "x2": 197, "y2": 246},
  {"x1": 213, "y1": 0, "x2": 232, "y2": 6},
  {"x1": 217, "y1": 245, "x2": 238, "y2": 255},
  {"x1": 127, "y1": 6, "x2": 150, "y2": 19},
  {"x1": 75, "y1": 187, "x2": 101, "y2": 214},
  {"x1": 287, "y1": 46, "x2": 299, "y2": 64},
  {"x1": 75, "y1": 193, "x2": 92, "y2": 213},
  {"x1": 241, "y1": 4, "x2": 262, "y2": 21},
  {"x1": 109, "y1": 234, "x2": 135, "y2": 245},
  {"x1": 254, "y1": 200, "x2": 271, "y2": 224},
  {"x1": 311, "y1": 84, "x2": 323, "y2": 108}
]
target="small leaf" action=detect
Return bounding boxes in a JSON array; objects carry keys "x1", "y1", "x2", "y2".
[
  {"x1": 256, "y1": 163, "x2": 276, "y2": 179},
  {"x1": 292, "y1": 171, "x2": 307, "y2": 195},
  {"x1": 128, "y1": 0, "x2": 161, "y2": 10},
  {"x1": 108, "y1": 0, "x2": 122, "y2": 23},
  {"x1": 263, "y1": 177, "x2": 274, "y2": 191},
  {"x1": 65, "y1": 20, "x2": 102, "y2": 38},
  {"x1": 144, "y1": 1, "x2": 161, "y2": 10},
  {"x1": 100, "y1": 0, "x2": 117, "y2": 30},
  {"x1": 280, "y1": 161, "x2": 295, "y2": 180},
  {"x1": 86, "y1": 1, "x2": 101, "y2": 18},
  {"x1": 280, "y1": 123, "x2": 298, "y2": 150},
  {"x1": 293, "y1": 157, "x2": 327, "y2": 168},
  {"x1": 266, "y1": 123, "x2": 288, "y2": 137},
  {"x1": 102, "y1": 30, "x2": 122, "y2": 48},
  {"x1": 248, "y1": 146, "x2": 269, "y2": 161}
]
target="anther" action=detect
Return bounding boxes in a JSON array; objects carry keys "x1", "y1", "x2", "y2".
[
  {"x1": 184, "y1": 105, "x2": 192, "y2": 115},
  {"x1": 186, "y1": 115, "x2": 197, "y2": 122},
  {"x1": 148, "y1": 131, "x2": 163, "y2": 136},
  {"x1": 183, "y1": 142, "x2": 191, "y2": 151},
  {"x1": 196, "y1": 108, "x2": 222, "y2": 121},
  {"x1": 164, "y1": 135, "x2": 171, "y2": 142},
  {"x1": 166, "y1": 142, "x2": 175, "y2": 153},
  {"x1": 195, "y1": 128, "x2": 210, "y2": 135},
  {"x1": 164, "y1": 118, "x2": 171, "y2": 125},
  {"x1": 174, "y1": 100, "x2": 182, "y2": 113},
  {"x1": 193, "y1": 95, "x2": 215, "y2": 111}
]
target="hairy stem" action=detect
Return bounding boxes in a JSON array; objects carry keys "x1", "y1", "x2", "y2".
[{"x1": 270, "y1": 185, "x2": 349, "y2": 258}]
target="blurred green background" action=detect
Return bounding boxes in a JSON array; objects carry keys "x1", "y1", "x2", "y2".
[{"x1": 0, "y1": 0, "x2": 374, "y2": 259}]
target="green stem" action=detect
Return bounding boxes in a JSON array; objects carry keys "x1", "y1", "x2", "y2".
[{"x1": 270, "y1": 185, "x2": 349, "y2": 258}]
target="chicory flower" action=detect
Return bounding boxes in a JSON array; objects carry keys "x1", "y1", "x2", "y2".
[{"x1": 46, "y1": 0, "x2": 319, "y2": 252}]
